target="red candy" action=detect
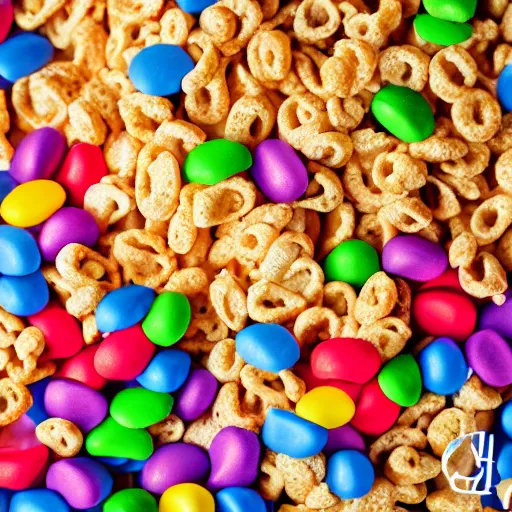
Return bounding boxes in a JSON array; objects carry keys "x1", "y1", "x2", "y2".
[
  {"x1": 94, "y1": 325, "x2": 155, "y2": 380},
  {"x1": 54, "y1": 143, "x2": 108, "y2": 207},
  {"x1": 0, "y1": 443, "x2": 49, "y2": 490},
  {"x1": 351, "y1": 378, "x2": 401, "y2": 436},
  {"x1": 419, "y1": 268, "x2": 464, "y2": 293},
  {"x1": 0, "y1": 2, "x2": 13, "y2": 44},
  {"x1": 56, "y1": 345, "x2": 107, "y2": 390},
  {"x1": 311, "y1": 338, "x2": 381, "y2": 384},
  {"x1": 28, "y1": 302, "x2": 84, "y2": 362}
]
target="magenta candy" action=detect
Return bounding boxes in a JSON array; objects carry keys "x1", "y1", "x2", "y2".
[
  {"x1": 141, "y1": 443, "x2": 210, "y2": 494},
  {"x1": 465, "y1": 329, "x2": 512, "y2": 387},
  {"x1": 8, "y1": 127, "x2": 67, "y2": 183},
  {"x1": 38, "y1": 207, "x2": 100, "y2": 261},
  {"x1": 44, "y1": 378, "x2": 108, "y2": 432},
  {"x1": 174, "y1": 368, "x2": 218, "y2": 421},
  {"x1": 324, "y1": 424, "x2": 366, "y2": 456},
  {"x1": 479, "y1": 291, "x2": 512, "y2": 340},
  {"x1": 0, "y1": 1, "x2": 13, "y2": 44},
  {"x1": 250, "y1": 139, "x2": 309, "y2": 203},
  {"x1": 207, "y1": 426, "x2": 260, "y2": 491}
]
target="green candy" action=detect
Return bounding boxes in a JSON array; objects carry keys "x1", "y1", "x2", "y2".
[
  {"x1": 104, "y1": 489, "x2": 157, "y2": 512},
  {"x1": 324, "y1": 239, "x2": 380, "y2": 288},
  {"x1": 423, "y1": 0, "x2": 477, "y2": 23},
  {"x1": 86, "y1": 417, "x2": 153, "y2": 460},
  {"x1": 183, "y1": 139, "x2": 253, "y2": 185},
  {"x1": 371, "y1": 84, "x2": 435, "y2": 143},
  {"x1": 378, "y1": 354, "x2": 422, "y2": 407},
  {"x1": 413, "y1": 14, "x2": 473, "y2": 46},
  {"x1": 142, "y1": 291, "x2": 191, "y2": 346},
  {"x1": 110, "y1": 388, "x2": 173, "y2": 429}
]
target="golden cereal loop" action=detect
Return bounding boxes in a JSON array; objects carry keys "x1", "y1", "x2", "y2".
[
  {"x1": 378, "y1": 197, "x2": 433, "y2": 233},
  {"x1": 165, "y1": 267, "x2": 210, "y2": 297},
  {"x1": 378, "y1": 45, "x2": 429, "y2": 91},
  {"x1": 426, "y1": 489, "x2": 483, "y2": 512},
  {"x1": 205, "y1": 338, "x2": 245, "y2": 383},
  {"x1": 395, "y1": 484, "x2": 427, "y2": 505},
  {"x1": 293, "y1": 0, "x2": 340, "y2": 44},
  {"x1": 424, "y1": 175, "x2": 461, "y2": 222},
  {"x1": 470, "y1": 194, "x2": 512, "y2": 245},
  {"x1": 247, "y1": 30, "x2": 292, "y2": 83},
  {"x1": 0, "y1": 307, "x2": 24, "y2": 350},
  {"x1": 358, "y1": 317, "x2": 411, "y2": 362},
  {"x1": 449, "y1": 232, "x2": 478, "y2": 269},
  {"x1": 259, "y1": 450, "x2": 285, "y2": 501},
  {"x1": 237, "y1": 223, "x2": 280, "y2": 265},
  {"x1": 326, "y1": 96, "x2": 367, "y2": 133},
  {"x1": 148, "y1": 414, "x2": 185, "y2": 444},
  {"x1": 0, "y1": 378, "x2": 33, "y2": 427},
  {"x1": 36, "y1": 418, "x2": 83, "y2": 457},
  {"x1": 322, "y1": 281, "x2": 357, "y2": 317},
  {"x1": 302, "y1": 131, "x2": 354, "y2": 169},
  {"x1": 293, "y1": 307, "x2": 342, "y2": 347},
  {"x1": 281, "y1": 257, "x2": 324, "y2": 305},
  {"x1": 397, "y1": 393, "x2": 446, "y2": 429},
  {"x1": 453, "y1": 375, "x2": 503, "y2": 412},
  {"x1": 495, "y1": 149, "x2": 512, "y2": 194},
  {"x1": 317, "y1": 202, "x2": 356, "y2": 259},
  {"x1": 372, "y1": 152, "x2": 427, "y2": 195},
  {"x1": 241, "y1": 366, "x2": 293, "y2": 412},
  {"x1": 107, "y1": 0, "x2": 164, "y2": 25},
  {"x1": 355, "y1": 213, "x2": 398, "y2": 253},
  {"x1": 355, "y1": 271, "x2": 398, "y2": 326},
  {"x1": 459, "y1": 251, "x2": 508, "y2": 299},
  {"x1": 335, "y1": 477, "x2": 397, "y2": 512},
  {"x1": 70, "y1": 18, "x2": 108, "y2": 79},
  {"x1": 369, "y1": 427, "x2": 428, "y2": 465},
  {"x1": 440, "y1": 142, "x2": 490, "y2": 179},
  {"x1": 14, "y1": 0, "x2": 67, "y2": 31},
  {"x1": 65, "y1": 99, "x2": 107, "y2": 146},
  {"x1": 408, "y1": 136, "x2": 468, "y2": 163},
  {"x1": 293, "y1": 46, "x2": 330, "y2": 101},
  {"x1": 104, "y1": 131, "x2": 142, "y2": 182},
  {"x1": 497, "y1": 227, "x2": 512, "y2": 271},
  {"x1": 489, "y1": 112, "x2": 512, "y2": 155},
  {"x1": 493, "y1": 43, "x2": 512, "y2": 75},
  {"x1": 160, "y1": 7, "x2": 195, "y2": 46},
  {"x1": 384, "y1": 446, "x2": 441, "y2": 486}
]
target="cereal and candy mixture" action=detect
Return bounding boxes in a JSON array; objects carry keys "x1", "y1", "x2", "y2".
[{"x1": 0, "y1": 0, "x2": 512, "y2": 510}]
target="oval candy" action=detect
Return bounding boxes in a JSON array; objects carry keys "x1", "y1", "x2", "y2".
[
  {"x1": 0, "y1": 270, "x2": 49, "y2": 315},
  {"x1": 0, "y1": 225, "x2": 40, "y2": 276},
  {"x1": 159, "y1": 483, "x2": 215, "y2": 512},
  {"x1": 413, "y1": 14, "x2": 473, "y2": 46},
  {"x1": 56, "y1": 345, "x2": 108, "y2": 390},
  {"x1": 378, "y1": 354, "x2": 422, "y2": 407},
  {"x1": 9, "y1": 489, "x2": 70, "y2": 512},
  {"x1": 0, "y1": 489, "x2": 11, "y2": 511},
  {"x1": 0, "y1": 443, "x2": 49, "y2": 490},
  {"x1": 27, "y1": 377, "x2": 51, "y2": 425},
  {"x1": 497, "y1": 442, "x2": 512, "y2": 481},
  {"x1": 423, "y1": 0, "x2": 477, "y2": 22},
  {"x1": 479, "y1": 292, "x2": 512, "y2": 340},
  {"x1": 324, "y1": 424, "x2": 366, "y2": 455},
  {"x1": 0, "y1": 172, "x2": 16, "y2": 203},
  {"x1": 500, "y1": 400, "x2": 512, "y2": 439},
  {"x1": 326, "y1": 450, "x2": 374, "y2": 500},
  {"x1": 176, "y1": 0, "x2": 217, "y2": 14},
  {"x1": 216, "y1": 488, "x2": 267, "y2": 512},
  {"x1": 174, "y1": 368, "x2": 218, "y2": 421},
  {"x1": 420, "y1": 268, "x2": 464, "y2": 293},
  {"x1": 104, "y1": 489, "x2": 157, "y2": 512},
  {"x1": 498, "y1": 65, "x2": 512, "y2": 113},
  {"x1": 0, "y1": 2, "x2": 13, "y2": 44}
]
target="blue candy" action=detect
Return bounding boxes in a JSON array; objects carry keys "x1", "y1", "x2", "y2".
[
  {"x1": 0, "y1": 33, "x2": 53, "y2": 82},
  {"x1": 0, "y1": 225, "x2": 40, "y2": 276},
  {"x1": 136, "y1": 349, "x2": 191, "y2": 393},
  {"x1": 9, "y1": 489, "x2": 70, "y2": 512},
  {"x1": 498, "y1": 65, "x2": 512, "y2": 112},
  {"x1": 0, "y1": 172, "x2": 16, "y2": 200},
  {"x1": 216, "y1": 487, "x2": 267, "y2": 512},
  {"x1": 176, "y1": 0, "x2": 217, "y2": 14},
  {"x1": 129, "y1": 44, "x2": 194, "y2": 96},
  {"x1": 262, "y1": 408, "x2": 328, "y2": 458},
  {"x1": 235, "y1": 324, "x2": 300, "y2": 373},
  {"x1": 96, "y1": 285, "x2": 156, "y2": 333},
  {"x1": 0, "y1": 488, "x2": 12, "y2": 511},
  {"x1": 0, "y1": 269, "x2": 49, "y2": 315},
  {"x1": 95, "y1": 456, "x2": 129, "y2": 467},
  {"x1": 27, "y1": 377, "x2": 50, "y2": 425},
  {"x1": 418, "y1": 337, "x2": 468, "y2": 395},
  {"x1": 326, "y1": 450, "x2": 375, "y2": 500},
  {"x1": 113, "y1": 458, "x2": 147, "y2": 474},
  {"x1": 497, "y1": 442, "x2": 512, "y2": 480},
  {"x1": 500, "y1": 400, "x2": 512, "y2": 440}
]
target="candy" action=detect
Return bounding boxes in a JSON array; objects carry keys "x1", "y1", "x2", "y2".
[
  {"x1": 419, "y1": 268, "x2": 464, "y2": 293},
  {"x1": 311, "y1": 337, "x2": 381, "y2": 384},
  {"x1": 382, "y1": 235, "x2": 448, "y2": 282},
  {"x1": 8, "y1": 127, "x2": 66, "y2": 183},
  {"x1": 115, "y1": 458, "x2": 146, "y2": 473},
  {"x1": 216, "y1": 487, "x2": 267, "y2": 512},
  {"x1": 378, "y1": 354, "x2": 422, "y2": 407},
  {"x1": 174, "y1": 368, "x2": 218, "y2": 421},
  {"x1": 324, "y1": 424, "x2": 366, "y2": 455},
  {"x1": 501, "y1": 401, "x2": 512, "y2": 439},
  {"x1": 27, "y1": 377, "x2": 50, "y2": 425},
  {"x1": 9, "y1": 489, "x2": 70, "y2": 512},
  {"x1": 498, "y1": 65, "x2": 512, "y2": 113},
  {"x1": 262, "y1": 408, "x2": 328, "y2": 458},
  {"x1": 44, "y1": 378, "x2": 108, "y2": 432},
  {"x1": 110, "y1": 387, "x2": 174, "y2": 429},
  {"x1": 56, "y1": 345, "x2": 108, "y2": 390},
  {"x1": 465, "y1": 329, "x2": 512, "y2": 387},
  {"x1": 0, "y1": 179, "x2": 66, "y2": 228},
  {"x1": 94, "y1": 325, "x2": 155, "y2": 380},
  {"x1": 86, "y1": 417, "x2": 154, "y2": 460},
  {"x1": 497, "y1": 442, "x2": 512, "y2": 480},
  {"x1": 104, "y1": 489, "x2": 157, "y2": 512},
  {"x1": 250, "y1": 139, "x2": 309, "y2": 203},
  {"x1": 0, "y1": 172, "x2": 16, "y2": 202},
  {"x1": 326, "y1": 450, "x2": 375, "y2": 500},
  {"x1": 142, "y1": 292, "x2": 191, "y2": 347},
  {"x1": 418, "y1": 338, "x2": 468, "y2": 395},
  {"x1": 413, "y1": 14, "x2": 473, "y2": 46},
  {"x1": 324, "y1": 239, "x2": 380, "y2": 287},
  {"x1": 184, "y1": 139, "x2": 252, "y2": 185},
  {"x1": 0, "y1": 489, "x2": 12, "y2": 511},
  {"x1": 0, "y1": 270, "x2": 49, "y2": 315},
  {"x1": 235, "y1": 323, "x2": 300, "y2": 373},
  {"x1": 96, "y1": 285, "x2": 156, "y2": 333},
  {"x1": 176, "y1": 0, "x2": 217, "y2": 14},
  {"x1": 0, "y1": 442, "x2": 49, "y2": 490},
  {"x1": 159, "y1": 483, "x2": 215, "y2": 512},
  {"x1": 350, "y1": 378, "x2": 401, "y2": 436},
  {"x1": 479, "y1": 292, "x2": 512, "y2": 340},
  {"x1": 46, "y1": 457, "x2": 113, "y2": 510},
  {"x1": 371, "y1": 84, "x2": 435, "y2": 143},
  {"x1": 422, "y1": 0, "x2": 477, "y2": 22},
  {"x1": 141, "y1": 443, "x2": 210, "y2": 494},
  {"x1": 0, "y1": 225, "x2": 40, "y2": 276},
  {"x1": 0, "y1": 1, "x2": 12, "y2": 44},
  {"x1": 0, "y1": 33, "x2": 53, "y2": 82},
  {"x1": 129, "y1": 44, "x2": 194, "y2": 97},
  {"x1": 38, "y1": 207, "x2": 100, "y2": 261},
  {"x1": 136, "y1": 349, "x2": 191, "y2": 393},
  {"x1": 54, "y1": 143, "x2": 108, "y2": 207},
  {"x1": 296, "y1": 386, "x2": 355, "y2": 429}
]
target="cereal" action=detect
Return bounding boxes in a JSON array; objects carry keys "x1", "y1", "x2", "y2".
[{"x1": 35, "y1": 417, "x2": 83, "y2": 457}]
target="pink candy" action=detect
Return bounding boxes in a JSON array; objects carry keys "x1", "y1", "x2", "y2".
[{"x1": 0, "y1": 1, "x2": 13, "y2": 45}]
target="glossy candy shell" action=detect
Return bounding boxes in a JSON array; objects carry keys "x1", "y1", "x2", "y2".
[
  {"x1": 0, "y1": 270, "x2": 49, "y2": 316},
  {"x1": 9, "y1": 489, "x2": 70, "y2": 512},
  {"x1": 104, "y1": 489, "x2": 157, "y2": 512},
  {"x1": 216, "y1": 488, "x2": 267, "y2": 512},
  {"x1": 413, "y1": 14, "x2": 473, "y2": 45},
  {"x1": 56, "y1": 345, "x2": 108, "y2": 390},
  {"x1": 159, "y1": 483, "x2": 215, "y2": 512},
  {"x1": 423, "y1": 0, "x2": 477, "y2": 22},
  {"x1": 378, "y1": 354, "x2": 422, "y2": 407},
  {"x1": 0, "y1": 225, "x2": 40, "y2": 276}
]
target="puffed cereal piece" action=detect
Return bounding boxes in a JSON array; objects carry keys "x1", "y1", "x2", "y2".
[
  {"x1": 384, "y1": 446, "x2": 441, "y2": 486},
  {"x1": 370, "y1": 427, "x2": 428, "y2": 465},
  {"x1": 0, "y1": 378, "x2": 33, "y2": 427},
  {"x1": 36, "y1": 418, "x2": 83, "y2": 457},
  {"x1": 459, "y1": 252, "x2": 508, "y2": 299},
  {"x1": 453, "y1": 375, "x2": 503, "y2": 412},
  {"x1": 355, "y1": 271, "x2": 398, "y2": 326},
  {"x1": 358, "y1": 317, "x2": 411, "y2": 362},
  {"x1": 148, "y1": 414, "x2": 185, "y2": 444},
  {"x1": 293, "y1": 307, "x2": 343, "y2": 347},
  {"x1": 379, "y1": 45, "x2": 430, "y2": 91}
]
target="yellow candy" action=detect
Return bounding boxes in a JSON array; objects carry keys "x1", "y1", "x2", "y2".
[
  {"x1": 159, "y1": 483, "x2": 215, "y2": 512},
  {"x1": 0, "y1": 180, "x2": 66, "y2": 228},
  {"x1": 295, "y1": 386, "x2": 355, "y2": 429}
]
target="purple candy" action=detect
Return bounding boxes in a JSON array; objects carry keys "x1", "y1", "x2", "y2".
[
  {"x1": 174, "y1": 368, "x2": 218, "y2": 421},
  {"x1": 46, "y1": 457, "x2": 113, "y2": 509},
  {"x1": 250, "y1": 139, "x2": 309, "y2": 203},
  {"x1": 38, "y1": 207, "x2": 100, "y2": 261},
  {"x1": 324, "y1": 424, "x2": 366, "y2": 456},
  {"x1": 207, "y1": 426, "x2": 260, "y2": 491},
  {"x1": 382, "y1": 235, "x2": 448, "y2": 282},
  {"x1": 9, "y1": 127, "x2": 66, "y2": 183},
  {"x1": 44, "y1": 379, "x2": 108, "y2": 432},
  {"x1": 465, "y1": 329, "x2": 512, "y2": 387},
  {"x1": 141, "y1": 443, "x2": 210, "y2": 494},
  {"x1": 479, "y1": 291, "x2": 512, "y2": 340}
]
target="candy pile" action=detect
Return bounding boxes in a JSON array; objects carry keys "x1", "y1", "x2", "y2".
[{"x1": 0, "y1": 0, "x2": 512, "y2": 511}]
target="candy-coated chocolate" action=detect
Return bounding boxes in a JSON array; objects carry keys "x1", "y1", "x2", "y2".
[
  {"x1": 498, "y1": 65, "x2": 512, "y2": 112},
  {"x1": 9, "y1": 489, "x2": 70, "y2": 512},
  {"x1": 296, "y1": 386, "x2": 355, "y2": 429},
  {"x1": 216, "y1": 487, "x2": 267, "y2": 512},
  {"x1": 378, "y1": 354, "x2": 422, "y2": 407},
  {"x1": 207, "y1": 427, "x2": 260, "y2": 491},
  {"x1": 27, "y1": 377, "x2": 50, "y2": 425},
  {"x1": 86, "y1": 416, "x2": 154, "y2": 460},
  {"x1": 324, "y1": 424, "x2": 366, "y2": 455},
  {"x1": 0, "y1": 172, "x2": 16, "y2": 202},
  {"x1": 0, "y1": 1, "x2": 13, "y2": 44},
  {"x1": 174, "y1": 368, "x2": 218, "y2": 421},
  {"x1": 46, "y1": 457, "x2": 113, "y2": 510},
  {"x1": 497, "y1": 442, "x2": 512, "y2": 480},
  {"x1": 235, "y1": 323, "x2": 300, "y2": 373},
  {"x1": 141, "y1": 443, "x2": 210, "y2": 494},
  {"x1": 94, "y1": 325, "x2": 155, "y2": 380},
  {"x1": 96, "y1": 456, "x2": 128, "y2": 467},
  {"x1": 0, "y1": 489, "x2": 12, "y2": 511},
  {"x1": 176, "y1": 0, "x2": 217, "y2": 14},
  {"x1": 54, "y1": 143, "x2": 108, "y2": 207},
  {"x1": 115, "y1": 458, "x2": 146, "y2": 473},
  {"x1": 159, "y1": 483, "x2": 215, "y2": 512},
  {"x1": 419, "y1": 268, "x2": 464, "y2": 293},
  {"x1": 0, "y1": 443, "x2": 48, "y2": 490},
  {"x1": 501, "y1": 401, "x2": 512, "y2": 439},
  {"x1": 0, "y1": 270, "x2": 49, "y2": 315},
  {"x1": 104, "y1": 489, "x2": 157, "y2": 512},
  {"x1": 56, "y1": 345, "x2": 108, "y2": 390},
  {"x1": 1, "y1": 179, "x2": 66, "y2": 227},
  {"x1": 0, "y1": 225, "x2": 40, "y2": 276},
  {"x1": 422, "y1": 0, "x2": 477, "y2": 22},
  {"x1": 262, "y1": 408, "x2": 328, "y2": 458},
  {"x1": 96, "y1": 285, "x2": 156, "y2": 333},
  {"x1": 9, "y1": 127, "x2": 66, "y2": 183},
  {"x1": 311, "y1": 337, "x2": 381, "y2": 384},
  {"x1": 413, "y1": 14, "x2": 473, "y2": 46},
  {"x1": 479, "y1": 292, "x2": 512, "y2": 340}
]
